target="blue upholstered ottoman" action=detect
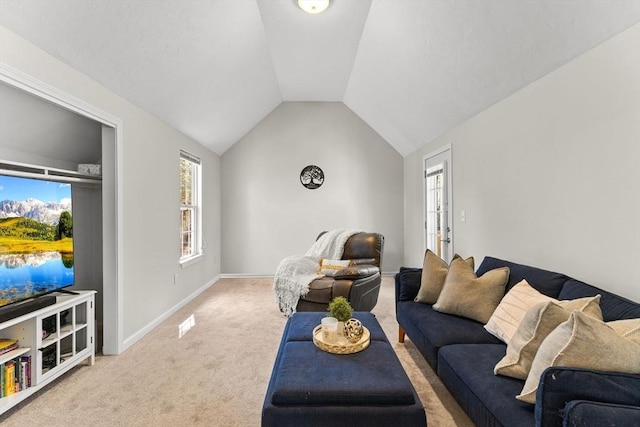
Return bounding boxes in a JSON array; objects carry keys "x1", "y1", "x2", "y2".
[{"x1": 262, "y1": 312, "x2": 426, "y2": 427}]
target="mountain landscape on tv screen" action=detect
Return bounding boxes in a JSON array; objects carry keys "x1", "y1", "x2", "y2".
[
  {"x1": 0, "y1": 187, "x2": 74, "y2": 307},
  {"x1": 0, "y1": 198, "x2": 72, "y2": 225}
]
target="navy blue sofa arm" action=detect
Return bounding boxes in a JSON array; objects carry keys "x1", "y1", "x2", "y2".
[
  {"x1": 394, "y1": 267, "x2": 422, "y2": 303},
  {"x1": 563, "y1": 400, "x2": 640, "y2": 427},
  {"x1": 535, "y1": 367, "x2": 640, "y2": 427}
]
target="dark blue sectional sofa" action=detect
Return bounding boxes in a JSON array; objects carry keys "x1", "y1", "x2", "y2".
[{"x1": 395, "y1": 256, "x2": 640, "y2": 427}]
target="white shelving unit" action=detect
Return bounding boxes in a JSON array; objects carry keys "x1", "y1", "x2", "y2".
[{"x1": 0, "y1": 291, "x2": 95, "y2": 415}]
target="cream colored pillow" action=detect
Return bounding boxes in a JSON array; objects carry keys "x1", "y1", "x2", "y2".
[
  {"x1": 414, "y1": 251, "x2": 474, "y2": 304},
  {"x1": 432, "y1": 257, "x2": 509, "y2": 323},
  {"x1": 517, "y1": 311, "x2": 640, "y2": 404},
  {"x1": 485, "y1": 280, "x2": 555, "y2": 343},
  {"x1": 319, "y1": 259, "x2": 351, "y2": 276},
  {"x1": 607, "y1": 318, "x2": 640, "y2": 344},
  {"x1": 494, "y1": 296, "x2": 602, "y2": 380}
]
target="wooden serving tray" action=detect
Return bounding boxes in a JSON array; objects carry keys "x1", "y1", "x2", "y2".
[{"x1": 312, "y1": 325, "x2": 370, "y2": 354}]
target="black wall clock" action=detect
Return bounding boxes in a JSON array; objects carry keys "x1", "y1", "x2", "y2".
[{"x1": 300, "y1": 165, "x2": 324, "y2": 189}]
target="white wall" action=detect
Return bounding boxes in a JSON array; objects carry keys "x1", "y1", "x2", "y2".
[
  {"x1": 222, "y1": 102, "x2": 403, "y2": 274},
  {"x1": 404, "y1": 24, "x2": 640, "y2": 301},
  {"x1": 0, "y1": 26, "x2": 222, "y2": 342},
  {"x1": 71, "y1": 184, "x2": 103, "y2": 324}
]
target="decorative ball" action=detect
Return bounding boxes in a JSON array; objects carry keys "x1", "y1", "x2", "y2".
[{"x1": 344, "y1": 318, "x2": 364, "y2": 343}]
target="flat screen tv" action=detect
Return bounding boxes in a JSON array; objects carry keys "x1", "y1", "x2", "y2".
[{"x1": 0, "y1": 174, "x2": 74, "y2": 311}]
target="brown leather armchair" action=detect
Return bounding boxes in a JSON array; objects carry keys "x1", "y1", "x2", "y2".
[{"x1": 296, "y1": 232, "x2": 384, "y2": 312}]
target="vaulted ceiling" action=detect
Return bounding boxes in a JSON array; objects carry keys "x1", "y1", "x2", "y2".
[{"x1": 1, "y1": 1, "x2": 638, "y2": 157}]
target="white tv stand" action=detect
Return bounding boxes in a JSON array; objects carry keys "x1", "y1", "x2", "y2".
[{"x1": 0, "y1": 290, "x2": 95, "y2": 415}]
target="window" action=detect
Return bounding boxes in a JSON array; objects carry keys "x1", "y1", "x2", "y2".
[
  {"x1": 424, "y1": 147, "x2": 452, "y2": 262},
  {"x1": 426, "y1": 167, "x2": 445, "y2": 257},
  {"x1": 180, "y1": 151, "x2": 202, "y2": 263}
]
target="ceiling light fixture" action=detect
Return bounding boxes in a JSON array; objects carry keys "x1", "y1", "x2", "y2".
[{"x1": 297, "y1": 0, "x2": 330, "y2": 14}]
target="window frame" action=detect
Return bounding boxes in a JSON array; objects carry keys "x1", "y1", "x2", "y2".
[{"x1": 179, "y1": 150, "x2": 202, "y2": 266}]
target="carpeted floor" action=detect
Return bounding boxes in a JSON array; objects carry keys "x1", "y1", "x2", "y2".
[{"x1": 0, "y1": 277, "x2": 474, "y2": 426}]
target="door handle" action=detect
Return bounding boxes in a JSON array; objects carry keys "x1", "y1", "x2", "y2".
[{"x1": 441, "y1": 237, "x2": 451, "y2": 244}]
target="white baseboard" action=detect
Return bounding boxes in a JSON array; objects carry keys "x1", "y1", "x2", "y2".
[
  {"x1": 220, "y1": 273, "x2": 274, "y2": 278},
  {"x1": 122, "y1": 274, "x2": 221, "y2": 352},
  {"x1": 220, "y1": 272, "x2": 397, "y2": 277}
]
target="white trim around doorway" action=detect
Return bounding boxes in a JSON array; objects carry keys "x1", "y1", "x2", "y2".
[{"x1": 0, "y1": 62, "x2": 125, "y2": 355}]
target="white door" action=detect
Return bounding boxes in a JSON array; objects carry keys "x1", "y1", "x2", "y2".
[{"x1": 424, "y1": 147, "x2": 453, "y2": 262}]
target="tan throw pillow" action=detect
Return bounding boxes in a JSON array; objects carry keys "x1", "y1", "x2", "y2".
[
  {"x1": 485, "y1": 280, "x2": 555, "y2": 343},
  {"x1": 494, "y1": 296, "x2": 602, "y2": 380},
  {"x1": 432, "y1": 258, "x2": 509, "y2": 323},
  {"x1": 319, "y1": 259, "x2": 351, "y2": 276},
  {"x1": 415, "y1": 251, "x2": 474, "y2": 304},
  {"x1": 607, "y1": 318, "x2": 640, "y2": 344},
  {"x1": 517, "y1": 311, "x2": 640, "y2": 404}
]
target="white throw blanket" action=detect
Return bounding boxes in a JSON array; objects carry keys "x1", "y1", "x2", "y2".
[{"x1": 273, "y1": 230, "x2": 361, "y2": 316}]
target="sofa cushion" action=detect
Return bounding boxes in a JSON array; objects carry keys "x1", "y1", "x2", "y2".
[
  {"x1": 433, "y1": 258, "x2": 509, "y2": 323},
  {"x1": 485, "y1": 279, "x2": 556, "y2": 343},
  {"x1": 517, "y1": 311, "x2": 640, "y2": 404},
  {"x1": 396, "y1": 300, "x2": 502, "y2": 370},
  {"x1": 396, "y1": 267, "x2": 422, "y2": 302},
  {"x1": 415, "y1": 251, "x2": 474, "y2": 304},
  {"x1": 558, "y1": 279, "x2": 640, "y2": 321},
  {"x1": 495, "y1": 296, "x2": 602, "y2": 380},
  {"x1": 476, "y1": 257, "x2": 569, "y2": 298},
  {"x1": 437, "y1": 344, "x2": 535, "y2": 427}
]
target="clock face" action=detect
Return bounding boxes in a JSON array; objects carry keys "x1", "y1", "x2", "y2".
[{"x1": 300, "y1": 165, "x2": 324, "y2": 189}]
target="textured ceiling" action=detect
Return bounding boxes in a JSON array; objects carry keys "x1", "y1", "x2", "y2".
[{"x1": 0, "y1": 0, "x2": 639, "y2": 157}]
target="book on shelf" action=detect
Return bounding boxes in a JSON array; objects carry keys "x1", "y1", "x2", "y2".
[
  {"x1": 20, "y1": 356, "x2": 31, "y2": 389},
  {"x1": 0, "y1": 339, "x2": 19, "y2": 355},
  {"x1": 3, "y1": 361, "x2": 15, "y2": 397},
  {"x1": 0, "y1": 355, "x2": 32, "y2": 398}
]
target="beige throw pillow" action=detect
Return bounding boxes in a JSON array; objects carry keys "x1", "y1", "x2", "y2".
[
  {"x1": 414, "y1": 251, "x2": 474, "y2": 304},
  {"x1": 494, "y1": 296, "x2": 602, "y2": 380},
  {"x1": 485, "y1": 280, "x2": 555, "y2": 343},
  {"x1": 517, "y1": 311, "x2": 640, "y2": 404},
  {"x1": 319, "y1": 259, "x2": 351, "y2": 276},
  {"x1": 607, "y1": 318, "x2": 640, "y2": 344},
  {"x1": 432, "y1": 257, "x2": 509, "y2": 323}
]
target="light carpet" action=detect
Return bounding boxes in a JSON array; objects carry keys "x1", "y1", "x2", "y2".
[{"x1": 0, "y1": 277, "x2": 474, "y2": 426}]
